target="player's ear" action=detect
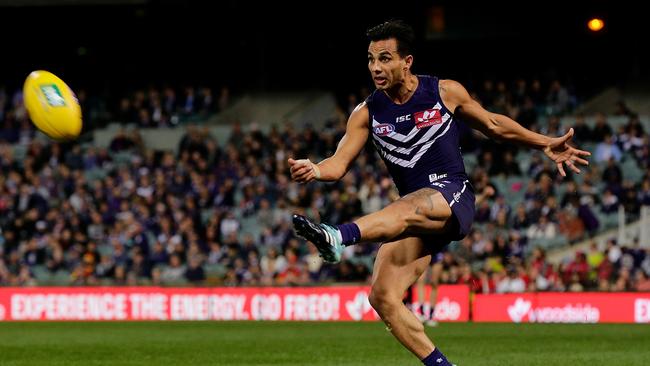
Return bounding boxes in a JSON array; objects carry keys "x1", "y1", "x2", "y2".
[{"x1": 404, "y1": 55, "x2": 413, "y2": 71}]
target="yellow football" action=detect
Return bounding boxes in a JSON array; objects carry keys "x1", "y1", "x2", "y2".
[{"x1": 23, "y1": 70, "x2": 82, "y2": 141}]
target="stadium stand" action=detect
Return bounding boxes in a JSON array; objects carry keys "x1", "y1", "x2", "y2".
[{"x1": 1, "y1": 78, "x2": 649, "y2": 293}]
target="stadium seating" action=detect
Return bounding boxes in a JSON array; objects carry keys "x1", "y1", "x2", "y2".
[{"x1": 1, "y1": 79, "x2": 649, "y2": 293}]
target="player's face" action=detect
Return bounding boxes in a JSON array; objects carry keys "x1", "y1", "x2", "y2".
[{"x1": 367, "y1": 38, "x2": 412, "y2": 90}]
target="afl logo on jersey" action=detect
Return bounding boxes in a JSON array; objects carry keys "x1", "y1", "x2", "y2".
[
  {"x1": 373, "y1": 123, "x2": 395, "y2": 136},
  {"x1": 414, "y1": 108, "x2": 442, "y2": 129}
]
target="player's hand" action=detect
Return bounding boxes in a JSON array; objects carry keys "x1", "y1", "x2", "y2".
[
  {"x1": 288, "y1": 158, "x2": 320, "y2": 183},
  {"x1": 543, "y1": 128, "x2": 591, "y2": 177}
]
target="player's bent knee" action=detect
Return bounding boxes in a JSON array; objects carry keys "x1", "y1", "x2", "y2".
[
  {"x1": 368, "y1": 287, "x2": 400, "y2": 315},
  {"x1": 367, "y1": 288, "x2": 384, "y2": 310}
]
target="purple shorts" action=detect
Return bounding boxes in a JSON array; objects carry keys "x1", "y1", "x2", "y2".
[{"x1": 428, "y1": 178, "x2": 475, "y2": 242}]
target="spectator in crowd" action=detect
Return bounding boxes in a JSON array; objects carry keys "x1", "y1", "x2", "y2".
[
  {"x1": 496, "y1": 266, "x2": 526, "y2": 293},
  {"x1": 546, "y1": 80, "x2": 571, "y2": 115},
  {"x1": 635, "y1": 271, "x2": 650, "y2": 292},
  {"x1": 572, "y1": 113, "x2": 592, "y2": 144},
  {"x1": 526, "y1": 215, "x2": 558, "y2": 239},
  {"x1": 591, "y1": 113, "x2": 613, "y2": 142},
  {"x1": 161, "y1": 254, "x2": 186, "y2": 284},
  {"x1": 595, "y1": 135, "x2": 623, "y2": 164}
]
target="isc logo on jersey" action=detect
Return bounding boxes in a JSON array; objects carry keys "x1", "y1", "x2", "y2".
[
  {"x1": 429, "y1": 173, "x2": 448, "y2": 182},
  {"x1": 373, "y1": 124, "x2": 394, "y2": 136},
  {"x1": 395, "y1": 114, "x2": 411, "y2": 123}
]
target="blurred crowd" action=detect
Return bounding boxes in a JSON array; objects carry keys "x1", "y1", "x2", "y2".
[
  {"x1": 440, "y1": 238, "x2": 650, "y2": 293},
  {"x1": 0, "y1": 84, "x2": 230, "y2": 136},
  {"x1": 111, "y1": 85, "x2": 231, "y2": 127},
  {"x1": 1, "y1": 77, "x2": 649, "y2": 292}
]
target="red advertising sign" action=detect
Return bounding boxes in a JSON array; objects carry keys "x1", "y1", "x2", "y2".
[
  {"x1": 473, "y1": 293, "x2": 650, "y2": 323},
  {"x1": 0, "y1": 285, "x2": 469, "y2": 322}
]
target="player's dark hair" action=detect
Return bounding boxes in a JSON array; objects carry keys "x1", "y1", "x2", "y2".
[{"x1": 366, "y1": 20, "x2": 415, "y2": 57}]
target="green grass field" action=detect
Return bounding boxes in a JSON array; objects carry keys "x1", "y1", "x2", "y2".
[{"x1": 0, "y1": 322, "x2": 648, "y2": 365}]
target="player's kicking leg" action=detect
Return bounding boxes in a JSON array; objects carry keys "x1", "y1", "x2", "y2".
[
  {"x1": 293, "y1": 187, "x2": 458, "y2": 365},
  {"x1": 293, "y1": 187, "x2": 452, "y2": 262}
]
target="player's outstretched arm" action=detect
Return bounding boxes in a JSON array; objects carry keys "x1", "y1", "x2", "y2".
[
  {"x1": 440, "y1": 79, "x2": 591, "y2": 177},
  {"x1": 288, "y1": 103, "x2": 370, "y2": 183}
]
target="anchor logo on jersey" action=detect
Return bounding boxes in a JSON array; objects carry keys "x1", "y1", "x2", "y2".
[{"x1": 414, "y1": 108, "x2": 442, "y2": 129}]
